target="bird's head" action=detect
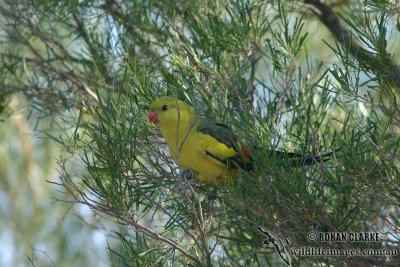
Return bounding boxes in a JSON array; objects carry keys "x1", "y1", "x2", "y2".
[{"x1": 148, "y1": 96, "x2": 195, "y2": 129}]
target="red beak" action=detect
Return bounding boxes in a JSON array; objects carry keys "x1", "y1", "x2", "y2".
[{"x1": 148, "y1": 111, "x2": 159, "y2": 123}]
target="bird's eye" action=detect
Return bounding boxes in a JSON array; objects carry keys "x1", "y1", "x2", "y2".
[{"x1": 161, "y1": 105, "x2": 169, "y2": 111}]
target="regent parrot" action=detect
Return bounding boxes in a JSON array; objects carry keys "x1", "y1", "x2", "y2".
[{"x1": 148, "y1": 96, "x2": 334, "y2": 184}]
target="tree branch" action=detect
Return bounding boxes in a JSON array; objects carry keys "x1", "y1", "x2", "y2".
[{"x1": 302, "y1": 0, "x2": 400, "y2": 87}]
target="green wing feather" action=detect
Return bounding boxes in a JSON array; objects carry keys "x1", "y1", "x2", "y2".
[{"x1": 197, "y1": 119, "x2": 253, "y2": 170}]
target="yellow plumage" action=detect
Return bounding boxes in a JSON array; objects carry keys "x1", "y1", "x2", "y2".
[{"x1": 148, "y1": 96, "x2": 247, "y2": 184}]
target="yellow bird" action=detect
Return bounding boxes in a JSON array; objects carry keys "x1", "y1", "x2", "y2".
[{"x1": 148, "y1": 96, "x2": 334, "y2": 184}]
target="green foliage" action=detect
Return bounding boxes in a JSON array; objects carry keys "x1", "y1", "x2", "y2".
[{"x1": 1, "y1": 0, "x2": 400, "y2": 266}]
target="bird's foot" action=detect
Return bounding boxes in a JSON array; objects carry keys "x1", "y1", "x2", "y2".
[
  {"x1": 207, "y1": 189, "x2": 218, "y2": 200},
  {"x1": 181, "y1": 169, "x2": 197, "y2": 181}
]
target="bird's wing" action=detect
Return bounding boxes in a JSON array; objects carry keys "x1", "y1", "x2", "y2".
[
  {"x1": 196, "y1": 119, "x2": 253, "y2": 170},
  {"x1": 196, "y1": 119, "x2": 337, "y2": 170}
]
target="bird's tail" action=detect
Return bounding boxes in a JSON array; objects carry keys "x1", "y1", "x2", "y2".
[{"x1": 267, "y1": 148, "x2": 341, "y2": 167}]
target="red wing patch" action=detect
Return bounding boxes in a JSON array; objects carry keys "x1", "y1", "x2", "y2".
[{"x1": 242, "y1": 146, "x2": 252, "y2": 158}]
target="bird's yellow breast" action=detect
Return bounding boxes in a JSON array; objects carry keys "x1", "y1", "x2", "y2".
[{"x1": 161, "y1": 124, "x2": 238, "y2": 184}]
